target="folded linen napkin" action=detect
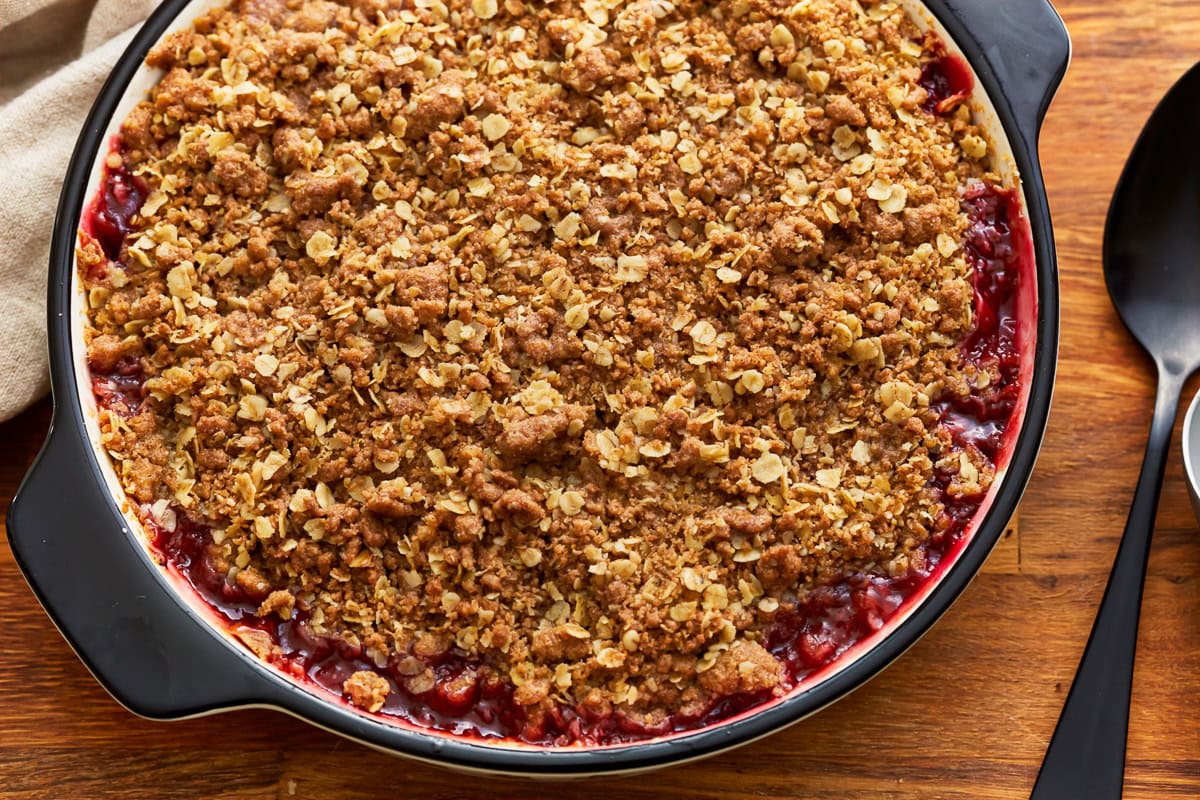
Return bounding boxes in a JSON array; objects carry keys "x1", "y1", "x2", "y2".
[{"x1": 0, "y1": 0, "x2": 155, "y2": 422}]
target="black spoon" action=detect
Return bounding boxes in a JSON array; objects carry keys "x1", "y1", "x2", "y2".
[{"x1": 1030, "y1": 62, "x2": 1200, "y2": 798}]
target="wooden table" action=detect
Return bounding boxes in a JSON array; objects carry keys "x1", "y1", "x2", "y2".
[{"x1": 4, "y1": 2, "x2": 1200, "y2": 797}]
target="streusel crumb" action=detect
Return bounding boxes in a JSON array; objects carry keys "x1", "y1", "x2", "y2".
[{"x1": 82, "y1": 0, "x2": 1004, "y2": 732}]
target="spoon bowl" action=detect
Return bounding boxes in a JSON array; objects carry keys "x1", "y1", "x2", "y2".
[
  {"x1": 1031, "y1": 61, "x2": 1200, "y2": 799},
  {"x1": 1104, "y1": 61, "x2": 1200, "y2": 373}
]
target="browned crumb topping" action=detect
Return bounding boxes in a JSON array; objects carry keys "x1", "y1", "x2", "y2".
[
  {"x1": 344, "y1": 669, "x2": 391, "y2": 712},
  {"x1": 81, "y1": 0, "x2": 1001, "y2": 727}
]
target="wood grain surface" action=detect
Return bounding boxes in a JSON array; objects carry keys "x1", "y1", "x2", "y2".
[{"x1": 3, "y1": 2, "x2": 1200, "y2": 797}]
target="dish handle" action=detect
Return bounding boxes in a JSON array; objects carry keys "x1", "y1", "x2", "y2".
[
  {"x1": 936, "y1": 0, "x2": 1071, "y2": 142},
  {"x1": 7, "y1": 410, "x2": 285, "y2": 719}
]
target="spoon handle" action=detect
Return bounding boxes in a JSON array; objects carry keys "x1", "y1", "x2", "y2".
[{"x1": 1030, "y1": 364, "x2": 1186, "y2": 799}]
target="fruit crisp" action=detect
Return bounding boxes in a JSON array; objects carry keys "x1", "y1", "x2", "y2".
[{"x1": 79, "y1": 0, "x2": 1028, "y2": 743}]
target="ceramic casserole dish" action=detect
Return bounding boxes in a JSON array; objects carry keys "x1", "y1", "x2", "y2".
[{"x1": 9, "y1": 0, "x2": 1068, "y2": 777}]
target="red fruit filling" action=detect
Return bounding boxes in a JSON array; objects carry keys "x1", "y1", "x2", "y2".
[
  {"x1": 81, "y1": 143, "x2": 148, "y2": 265},
  {"x1": 90, "y1": 356, "x2": 145, "y2": 417},
  {"x1": 919, "y1": 52, "x2": 974, "y2": 117}
]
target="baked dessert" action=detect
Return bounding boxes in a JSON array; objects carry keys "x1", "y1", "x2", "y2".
[{"x1": 79, "y1": 0, "x2": 1028, "y2": 744}]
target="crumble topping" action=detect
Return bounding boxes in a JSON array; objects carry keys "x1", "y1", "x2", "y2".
[{"x1": 80, "y1": 0, "x2": 1007, "y2": 732}]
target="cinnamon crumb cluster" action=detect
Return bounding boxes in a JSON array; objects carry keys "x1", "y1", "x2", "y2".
[{"x1": 80, "y1": 0, "x2": 1004, "y2": 730}]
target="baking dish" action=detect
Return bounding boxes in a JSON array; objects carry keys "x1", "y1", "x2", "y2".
[{"x1": 9, "y1": 0, "x2": 1069, "y2": 776}]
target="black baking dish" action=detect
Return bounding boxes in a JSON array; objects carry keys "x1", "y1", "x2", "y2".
[{"x1": 9, "y1": 0, "x2": 1069, "y2": 777}]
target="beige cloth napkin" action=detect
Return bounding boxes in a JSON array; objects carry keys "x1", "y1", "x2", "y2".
[{"x1": 0, "y1": 0, "x2": 156, "y2": 421}]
